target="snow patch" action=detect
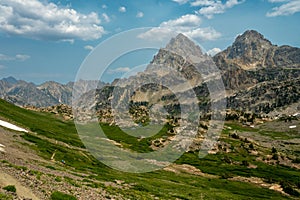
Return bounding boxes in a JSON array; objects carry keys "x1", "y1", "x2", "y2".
[
  {"x1": 0, "y1": 144, "x2": 5, "y2": 153},
  {"x1": 0, "y1": 119, "x2": 28, "y2": 132}
]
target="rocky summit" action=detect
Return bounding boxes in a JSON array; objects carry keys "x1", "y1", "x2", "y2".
[{"x1": 214, "y1": 30, "x2": 300, "y2": 70}]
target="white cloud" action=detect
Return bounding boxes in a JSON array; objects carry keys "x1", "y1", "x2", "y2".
[
  {"x1": 119, "y1": 6, "x2": 126, "y2": 13},
  {"x1": 191, "y1": 0, "x2": 216, "y2": 6},
  {"x1": 15, "y1": 54, "x2": 30, "y2": 61},
  {"x1": 196, "y1": 0, "x2": 244, "y2": 19},
  {"x1": 267, "y1": 0, "x2": 300, "y2": 17},
  {"x1": 161, "y1": 14, "x2": 202, "y2": 28},
  {"x1": 184, "y1": 27, "x2": 221, "y2": 40},
  {"x1": 84, "y1": 45, "x2": 94, "y2": 51},
  {"x1": 0, "y1": 54, "x2": 13, "y2": 61},
  {"x1": 172, "y1": 0, "x2": 190, "y2": 4},
  {"x1": 0, "y1": 0, "x2": 105, "y2": 41},
  {"x1": 207, "y1": 47, "x2": 221, "y2": 56},
  {"x1": 102, "y1": 4, "x2": 107, "y2": 9},
  {"x1": 171, "y1": 0, "x2": 244, "y2": 18},
  {"x1": 0, "y1": 53, "x2": 30, "y2": 61},
  {"x1": 102, "y1": 13, "x2": 110, "y2": 23},
  {"x1": 136, "y1": 11, "x2": 144, "y2": 18},
  {"x1": 138, "y1": 14, "x2": 221, "y2": 42},
  {"x1": 108, "y1": 67, "x2": 131, "y2": 74},
  {"x1": 268, "y1": 0, "x2": 289, "y2": 3}
]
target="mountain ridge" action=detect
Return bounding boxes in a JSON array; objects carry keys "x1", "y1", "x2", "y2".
[{"x1": 0, "y1": 29, "x2": 299, "y2": 117}]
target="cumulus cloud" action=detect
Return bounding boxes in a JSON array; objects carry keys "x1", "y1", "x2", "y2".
[
  {"x1": 108, "y1": 67, "x2": 131, "y2": 74},
  {"x1": 172, "y1": 0, "x2": 244, "y2": 18},
  {"x1": 138, "y1": 14, "x2": 221, "y2": 41},
  {"x1": 0, "y1": 54, "x2": 13, "y2": 61},
  {"x1": 172, "y1": 0, "x2": 190, "y2": 4},
  {"x1": 15, "y1": 54, "x2": 30, "y2": 61},
  {"x1": 190, "y1": 0, "x2": 216, "y2": 6},
  {"x1": 0, "y1": 0, "x2": 105, "y2": 41},
  {"x1": 84, "y1": 45, "x2": 94, "y2": 51},
  {"x1": 184, "y1": 27, "x2": 221, "y2": 40},
  {"x1": 160, "y1": 14, "x2": 202, "y2": 27},
  {"x1": 267, "y1": 0, "x2": 300, "y2": 17},
  {"x1": 102, "y1": 4, "x2": 107, "y2": 9},
  {"x1": 195, "y1": 0, "x2": 244, "y2": 19},
  {"x1": 136, "y1": 11, "x2": 144, "y2": 18},
  {"x1": 268, "y1": 0, "x2": 289, "y2": 2},
  {"x1": 119, "y1": 6, "x2": 126, "y2": 13},
  {"x1": 207, "y1": 47, "x2": 221, "y2": 56},
  {"x1": 0, "y1": 53, "x2": 30, "y2": 61},
  {"x1": 102, "y1": 13, "x2": 110, "y2": 23}
]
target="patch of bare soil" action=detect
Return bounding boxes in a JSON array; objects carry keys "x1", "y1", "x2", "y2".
[
  {"x1": 164, "y1": 164, "x2": 218, "y2": 178},
  {"x1": 229, "y1": 176, "x2": 287, "y2": 196},
  {"x1": 0, "y1": 172, "x2": 39, "y2": 200},
  {"x1": 0, "y1": 127, "x2": 124, "y2": 200}
]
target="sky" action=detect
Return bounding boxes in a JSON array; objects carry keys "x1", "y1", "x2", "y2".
[{"x1": 0, "y1": 0, "x2": 299, "y2": 84}]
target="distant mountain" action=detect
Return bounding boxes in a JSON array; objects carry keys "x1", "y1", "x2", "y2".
[
  {"x1": 0, "y1": 79, "x2": 69, "y2": 107},
  {"x1": 74, "y1": 30, "x2": 300, "y2": 123},
  {"x1": 0, "y1": 77, "x2": 105, "y2": 107}
]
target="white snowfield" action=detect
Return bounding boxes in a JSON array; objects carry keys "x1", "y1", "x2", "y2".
[
  {"x1": 0, "y1": 145, "x2": 5, "y2": 153},
  {"x1": 0, "y1": 119, "x2": 28, "y2": 133}
]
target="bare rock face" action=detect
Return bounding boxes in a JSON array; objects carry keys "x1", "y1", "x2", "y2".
[
  {"x1": 0, "y1": 78, "x2": 105, "y2": 108},
  {"x1": 38, "y1": 81, "x2": 73, "y2": 105},
  {"x1": 214, "y1": 30, "x2": 300, "y2": 70},
  {"x1": 223, "y1": 30, "x2": 273, "y2": 69},
  {"x1": 165, "y1": 33, "x2": 206, "y2": 63}
]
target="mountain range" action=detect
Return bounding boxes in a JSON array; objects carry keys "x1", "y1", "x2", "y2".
[
  {"x1": 1, "y1": 30, "x2": 299, "y2": 117},
  {"x1": 74, "y1": 30, "x2": 300, "y2": 124}
]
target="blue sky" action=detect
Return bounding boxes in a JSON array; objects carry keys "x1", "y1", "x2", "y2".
[{"x1": 0, "y1": 0, "x2": 299, "y2": 84}]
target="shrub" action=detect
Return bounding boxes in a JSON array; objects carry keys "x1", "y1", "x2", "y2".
[
  {"x1": 271, "y1": 147, "x2": 277, "y2": 154},
  {"x1": 292, "y1": 158, "x2": 300, "y2": 164},
  {"x1": 242, "y1": 160, "x2": 249, "y2": 167},
  {"x1": 280, "y1": 181, "x2": 300, "y2": 197},
  {"x1": 272, "y1": 153, "x2": 279, "y2": 160},
  {"x1": 3, "y1": 185, "x2": 16, "y2": 193},
  {"x1": 50, "y1": 191, "x2": 77, "y2": 200},
  {"x1": 0, "y1": 193, "x2": 13, "y2": 200}
]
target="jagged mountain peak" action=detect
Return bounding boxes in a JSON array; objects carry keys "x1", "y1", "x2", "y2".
[
  {"x1": 227, "y1": 30, "x2": 274, "y2": 60},
  {"x1": 165, "y1": 33, "x2": 204, "y2": 59},
  {"x1": 213, "y1": 30, "x2": 278, "y2": 70},
  {"x1": 1, "y1": 76, "x2": 18, "y2": 84},
  {"x1": 234, "y1": 30, "x2": 272, "y2": 46},
  {"x1": 166, "y1": 33, "x2": 193, "y2": 48},
  {"x1": 149, "y1": 33, "x2": 207, "y2": 71}
]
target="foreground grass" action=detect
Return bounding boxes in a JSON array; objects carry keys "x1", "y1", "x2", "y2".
[
  {"x1": 0, "y1": 99, "x2": 296, "y2": 199},
  {"x1": 0, "y1": 99, "x2": 82, "y2": 148}
]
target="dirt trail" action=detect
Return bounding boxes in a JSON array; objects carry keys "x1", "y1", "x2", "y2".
[{"x1": 0, "y1": 171, "x2": 39, "y2": 200}]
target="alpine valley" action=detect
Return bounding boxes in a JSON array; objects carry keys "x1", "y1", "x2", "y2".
[{"x1": 0, "y1": 30, "x2": 299, "y2": 200}]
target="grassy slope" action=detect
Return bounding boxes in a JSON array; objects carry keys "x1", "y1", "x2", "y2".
[{"x1": 0, "y1": 99, "x2": 296, "y2": 199}]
